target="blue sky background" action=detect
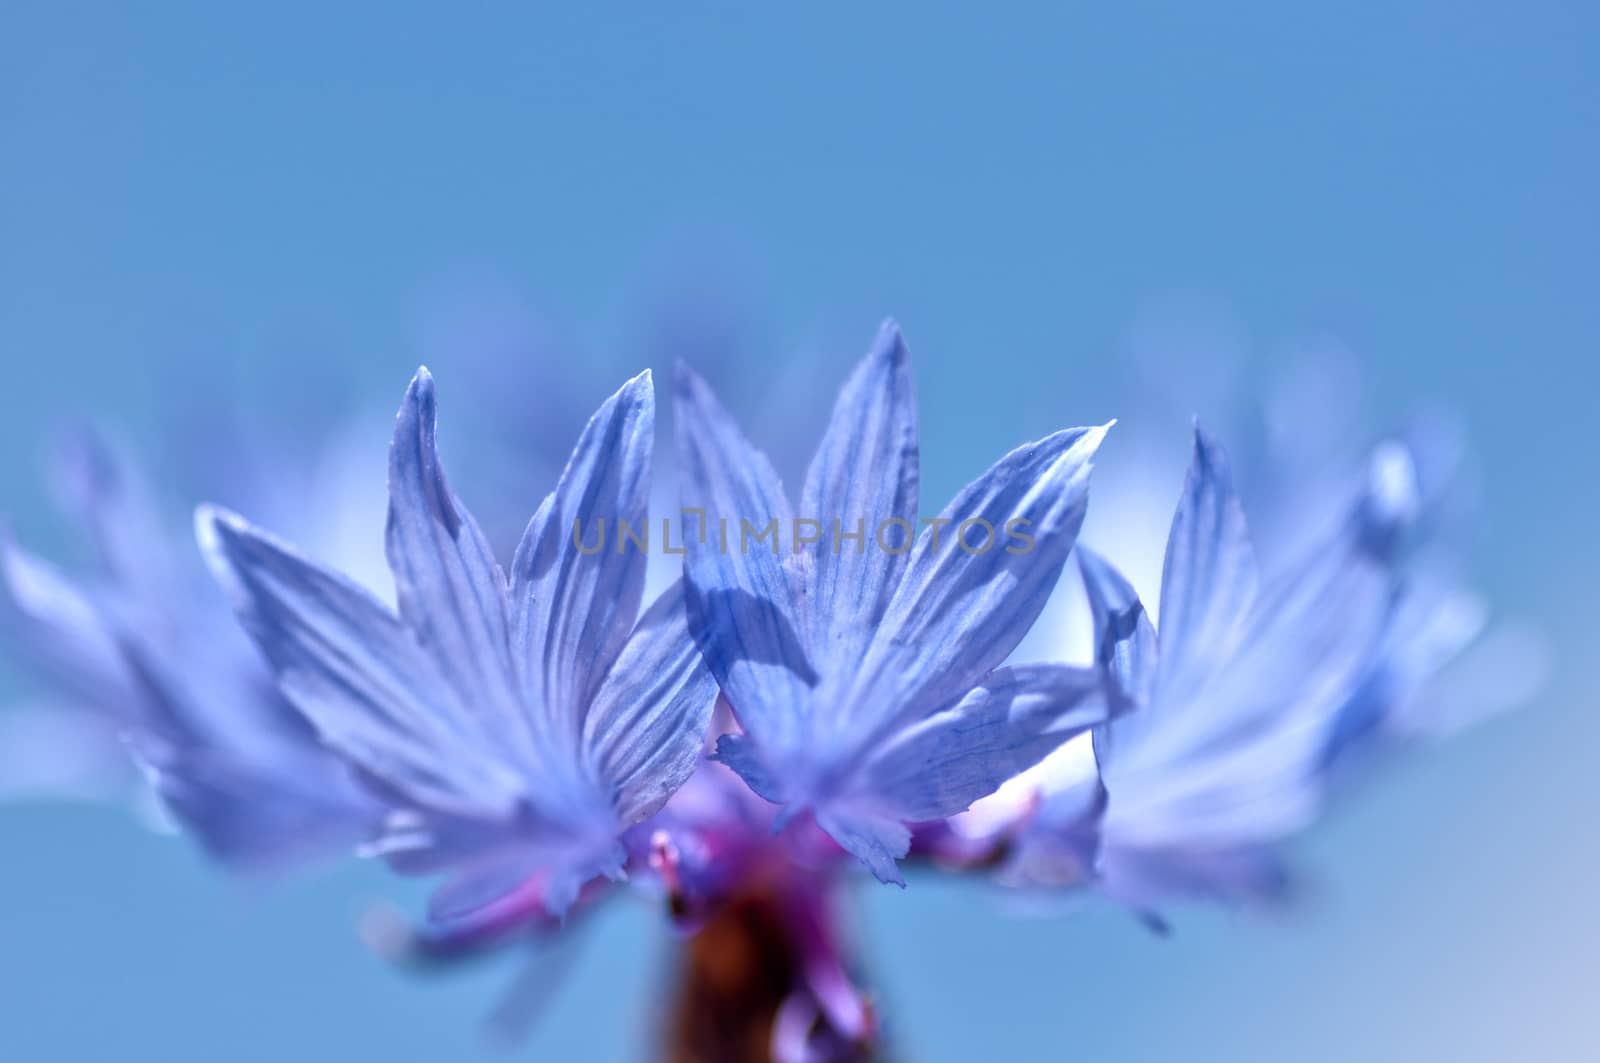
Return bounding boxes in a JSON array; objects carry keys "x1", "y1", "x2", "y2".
[{"x1": 2, "y1": 3, "x2": 1596, "y2": 1060}]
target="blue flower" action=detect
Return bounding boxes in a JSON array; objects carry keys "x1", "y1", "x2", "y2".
[
  {"x1": 0, "y1": 431, "x2": 382, "y2": 869},
  {"x1": 1316, "y1": 428, "x2": 1548, "y2": 769},
  {"x1": 674, "y1": 321, "x2": 1116, "y2": 884},
  {"x1": 986, "y1": 337, "x2": 1543, "y2": 910},
  {"x1": 200, "y1": 367, "x2": 718, "y2": 924},
  {"x1": 1048, "y1": 424, "x2": 1404, "y2": 910}
]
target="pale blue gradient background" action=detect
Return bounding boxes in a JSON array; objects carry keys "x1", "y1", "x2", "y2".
[{"x1": 2, "y1": 3, "x2": 1596, "y2": 1060}]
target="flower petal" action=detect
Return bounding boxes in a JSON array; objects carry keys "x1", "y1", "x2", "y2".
[
  {"x1": 511, "y1": 371, "x2": 655, "y2": 736},
  {"x1": 427, "y1": 853, "x2": 550, "y2": 929},
  {"x1": 1098, "y1": 479, "x2": 1399, "y2": 851},
  {"x1": 710, "y1": 732, "x2": 787, "y2": 804},
  {"x1": 813, "y1": 805, "x2": 910, "y2": 887},
  {"x1": 859, "y1": 664, "x2": 1110, "y2": 822},
  {"x1": 200, "y1": 505, "x2": 526, "y2": 821},
  {"x1": 49, "y1": 428, "x2": 179, "y2": 596},
  {"x1": 674, "y1": 363, "x2": 816, "y2": 754},
  {"x1": 1153, "y1": 423, "x2": 1259, "y2": 704},
  {"x1": 386, "y1": 369, "x2": 523, "y2": 745},
  {"x1": 797, "y1": 321, "x2": 920, "y2": 660},
  {"x1": 1076, "y1": 547, "x2": 1158, "y2": 710},
  {"x1": 845, "y1": 422, "x2": 1110, "y2": 743},
  {"x1": 0, "y1": 533, "x2": 131, "y2": 710},
  {"x1": 1098, "y1": 844, "x2": 1293, "y2": 911},
  {"x1": 582, "y1": 580, "x2": 718, "y2": 825},
  {"x1": 137, "y1": 736, "x2": 374, "y2": 872}
]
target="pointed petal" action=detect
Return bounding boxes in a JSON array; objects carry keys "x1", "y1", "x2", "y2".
[
  {"x1": 200, "y1": 505, "x2": 526, "y2": 821},
  {"x1": 49, "y1": 428, "x2": 178, "y2": 595},
  {"x1": 1077, "y1": 547, "x2": 1158, "y2": 709},
  {"x1": 847, "y1": 423, "x2": 1111, "y2": 742},
  {"x1": 1098, "y1": 843, "x2": 1294, "y2": 910},
  {"x1": 511, "y1": 371, "x2": 655, "y2": 732},
  {"x1": 860, "y1": 664, "x2": 1111, "y2": 821},
  {"x1": 1153, "y1": 423, "x2": 1259, "y2": 704},
  {"x1": 582, "y1": 580, "x2": 718, "y2": 825},
  {"x1": 798, "y1": 321, "x2": 920, "y2": 659},
  {"x1": 386, "y1": 369, "x2": 521, "y2": 735},
  {"x1": 673, "y1": 363, "x2": 816, "y2": 754},
  {"x1": 0, "y1": 533, "x2": 131, "y2": 709}
]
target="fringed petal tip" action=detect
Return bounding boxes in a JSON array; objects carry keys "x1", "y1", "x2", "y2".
[
  {"x1": 816, "y1": 808, "x2": 910, "y2": 888},
  {"x1": 708, "y1": 732, "x2": 785, "y2": 806}
]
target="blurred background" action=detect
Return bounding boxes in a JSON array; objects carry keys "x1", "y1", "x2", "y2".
[{"x1": 2, "y1": 3, "x2": 1595, "y2": 1060}]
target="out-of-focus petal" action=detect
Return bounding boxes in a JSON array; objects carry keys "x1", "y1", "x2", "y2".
[
  {"x1": 0, "y1": 534, "x2": 132, "y2": 710},
  {"x1": 1101, "y1": 473, "x2": 1398, "y2": 851},
  {"x1": 200, "y1": 505, "x2": 526, "y2": 821},
  {"x1": 142, "y1": 742, "x2": 373, "y2": 872},
  {"x1": 49, "y1": 428, "x2": 178, "y2": 596},
  {"x1": 1098, "y1": 843, "x2": 1293, "y2": 911},
  {"x1": 484, "y1": 935, "x2": 587, "y2": 1047},
  {"x1": 1384, "y1": 608, "x2": 1549, "y2": 742},
  {"x1": 428, "y1": 854, "x2": 553, "y2": 928},
  {"x1": 1153, "y1": 423, "x2": 1258, "y2": 705},
  {"x1": 105, "y1": 617, "x2": 378, "y2": 870}
]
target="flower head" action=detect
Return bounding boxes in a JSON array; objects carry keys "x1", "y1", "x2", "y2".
[
  {"x1": 675, "y1": 321, "x2": 1116, "y2": 883},
  {"x1": 1023, "y1": 424, "x2": 1405, "y2": 910},
  {"x1": 201, "y1": 367, "x2": 718, "y2": 925},
  {"x1": 1085, "y1": 342, "x2": 1544, "y2": 769},
  {"x1": 0, "y1": 429, "x2": 382, "y2": 869}
]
